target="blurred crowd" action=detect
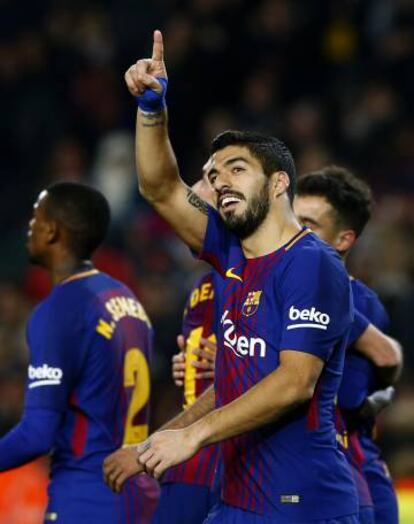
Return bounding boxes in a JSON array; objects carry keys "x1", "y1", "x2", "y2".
[{"x1": 1, "y1": 0, "x2": 414, "y2": 483}]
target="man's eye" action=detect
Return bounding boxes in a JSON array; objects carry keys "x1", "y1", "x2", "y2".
[{"x1": 232, "y1": 167, "x2": 244, "y2": 173}]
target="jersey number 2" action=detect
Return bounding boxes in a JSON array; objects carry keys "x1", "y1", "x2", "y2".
[{"x1": 123, "y1": 348, "x2": 150, "y2": 445}]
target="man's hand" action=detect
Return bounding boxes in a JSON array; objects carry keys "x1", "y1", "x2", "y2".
[
  {"x1": 137, "y1": 428, "x2": 201, "y2": 480},
  {"x1": 103, "y1": 447, "x2": 144, "y2": 493},
  {"x1": 125, "y1": 30, "x2": 167, "y2": 97},
  {"x1": 172, "y1": 335, "x2": 217, "y2": 387},
  {"x1": 172, "y1": 335, "x2": 186, "y2": 386},
  {"x1": 359, "y1": 386, "x2": 396, "y2": 420},
  {"x1": 192, "y1": 337, "x2": 216, "y2": 380}
]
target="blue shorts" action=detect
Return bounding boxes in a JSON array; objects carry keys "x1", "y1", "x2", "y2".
[
  {"x1": 152, "y1": 482, "x2": 219, "y2": 524},
  {"x1": 203, "y1": 503, "x2": 360, "y2": 524},
  {"x1": 364, "y1": 459, "x2": 399, "y2": 524},
  {"x1": 45, "y1": 473, "x2": 159, "y2": 524}
]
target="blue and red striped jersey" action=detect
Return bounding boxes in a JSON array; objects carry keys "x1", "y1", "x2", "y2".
[
  {"x1": 335, "y1": 405, "x2": 373, "y2": 508},
  {"x1": 198, "y1": 209, "x2": 358, "y2": 521},
  {"x1": 163, "y1": 271, "x2": 221, "y2": 487},
  {"x1": 25, "y1": 270, "x2": 158, "y2": 517}
]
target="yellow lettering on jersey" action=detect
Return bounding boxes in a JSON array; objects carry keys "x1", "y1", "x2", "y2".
[
  {"x1": 105, "y1": 296, "x2": 151, "y2": 328},
  {"x1": 189, "y1": 288, "x2": 200, "y2": 308},
  {"x1": 200, "y1": 282, "x2": 214, "y2": 302},
  {"x1": 184, "y1": 327, "x2": 202, "y2": 408},
  {"x1": 96, "y1": 319, "x2": 115, "y2": 340},
  {"x1": 123, "y1": 347, "x2": 150, "y2": 445},
  {"x1": 184, "y1": 327, "x2": 216, "y2": 409},
  {"x1": 189, "y1": 282, "x2": 214, "y2": 309}
]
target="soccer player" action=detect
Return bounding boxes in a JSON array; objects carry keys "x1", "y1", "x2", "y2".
[
  {"x1": 171, "y1": 169, "x2": 399, "y2": 524},
  {"x1": 295, "y1": 167, "x2": 401, "y2": 524},
  {"x1": 104, "y1": 31, "x2": 360, "y2": 523},
  {"x1": 152, "y1": 175, "x2": 221, "y2": 524},
  {"x1": 0, "y1": 183, "x2": 159, "y2": 523}
]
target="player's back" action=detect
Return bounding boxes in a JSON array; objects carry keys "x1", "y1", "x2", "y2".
[
  {"x1": 163, "y1": 271, "x2": 220, "y2": 487},
  {"x1": 26, "y1": 270, "x2": 158, "y2": 522}
]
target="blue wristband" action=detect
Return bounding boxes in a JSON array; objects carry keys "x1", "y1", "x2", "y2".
[{"x1": 135, "y1": 77, "x2": 168, "y2": 113}]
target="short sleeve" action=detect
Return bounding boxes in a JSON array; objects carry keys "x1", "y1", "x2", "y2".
[
  {"x1": 198, "y1": 207, "x2": 240, "y2": 277},
  {"x1": 337, "y1": 353, "x2": 374, "y2": 409},
  {"x1": 279, "y1": 247, "x2": 353, "y2": 361},
  {"x1": 347, "y1": 310, "x2": 370, "y2": 346},
  {"x1": 25, "y1": 304, "x2": 84, "y2": 411},
  {"x1": 366, "y1": 298, "x2": 389, "y2": 332}
]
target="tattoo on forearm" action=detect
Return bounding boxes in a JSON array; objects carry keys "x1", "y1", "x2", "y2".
[
  {"x1": 140, "y1": 111, "x2": 165, "y2": 128},
  {"x1": 186, "y1": 188, "x2": 209, "y2": 215}
]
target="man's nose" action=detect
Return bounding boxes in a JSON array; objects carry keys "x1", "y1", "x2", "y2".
[{"x1": 214, "y1": 171, "x2": 232, "y2": 192}]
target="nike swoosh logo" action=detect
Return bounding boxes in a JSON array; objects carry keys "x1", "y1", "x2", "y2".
[{"x1": 225, "y1": 267, "x2": 243, "y2": 282}]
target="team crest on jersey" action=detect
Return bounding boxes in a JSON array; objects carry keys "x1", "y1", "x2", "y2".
[{"x1": 242, "y1": 290, "x2": 262, "y2": 317}]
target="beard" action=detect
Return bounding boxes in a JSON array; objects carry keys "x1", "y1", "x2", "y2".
[{"x1": 221, "y1": 179, "x2": 270, "y2": 240}]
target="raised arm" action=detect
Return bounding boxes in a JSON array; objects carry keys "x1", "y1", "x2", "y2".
[{"x1": 124, "y1": 30, "x2": 209, "y2": 252}]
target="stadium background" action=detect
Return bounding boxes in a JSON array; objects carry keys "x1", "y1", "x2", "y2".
[{"x1": 1, "y1": 0, "x2": 413, "y2": 522}]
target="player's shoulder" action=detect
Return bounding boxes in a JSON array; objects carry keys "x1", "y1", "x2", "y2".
[
  {"x1": 190, "y1": 270, "x2": 215, "y2": 290},
  {"x1": 185, "y1": 270, "x2": 215, "y2": 311},
  {"x1": 351, "y1": 278, "x2": 388, "y2": 326},
  {"x1": 282, "y1": 230, "x2": 345, "y2": 276},
  {"x1": 48, "y1": 271, "x2": 135, "y2": 313},
  {"x1": 351, "y1": 278, "x2": 381, "y2": 303}
]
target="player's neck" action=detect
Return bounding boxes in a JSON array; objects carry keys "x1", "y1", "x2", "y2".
[
  {"x1": 241, "y1": 206, "x2": 302, "y2": 259},
  {"x1": 50, "y1": 256, "x2": 94, "y2": 285}
]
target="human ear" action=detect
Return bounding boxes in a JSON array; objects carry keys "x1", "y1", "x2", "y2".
[{"x1": 272, "y1": 171, "x2": 290, "y2": 199}]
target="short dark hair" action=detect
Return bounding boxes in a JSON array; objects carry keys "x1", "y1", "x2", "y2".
[
  {"x1": 296, "y1": 166, "x2": 372, "y2": 237},
  {"x1": 45, "y1": 182, "x2": 111, "y2": 258},
  {"x1": 210, "y1": 130, "x2": 297, "y2": 203}
]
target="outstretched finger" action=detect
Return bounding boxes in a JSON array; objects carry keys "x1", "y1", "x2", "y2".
[{"x1": 152, "y1": 29, "x2": 164, "y2": 62}]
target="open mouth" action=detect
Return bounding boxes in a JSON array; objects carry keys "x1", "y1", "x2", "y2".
[{"x1": 219, "y1": 195, "x2": 243, "y2": 212}]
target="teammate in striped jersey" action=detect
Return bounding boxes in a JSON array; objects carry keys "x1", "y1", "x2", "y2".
[
  {"x1": 295, "y1": 167, "x2": 401, "y2": 524},
  {"x1": 0, "y1": 183, "x2": 159, "y2": 523},
  {"x1": 153, "y1": 270, "x2": 220, "y2": 524}
]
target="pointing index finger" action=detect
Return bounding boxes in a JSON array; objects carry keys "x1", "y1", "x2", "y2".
[{"x1": 152, "y1": 30, "x2": 164, "y2": 61}]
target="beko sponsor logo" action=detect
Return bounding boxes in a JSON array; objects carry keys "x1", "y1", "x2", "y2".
[
  {"x1": 287, "y1": 306, "x2": 330, "y2": 330},
  {"x1": 28, "y1": 364, "x2": 63, "y2": 388}
]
